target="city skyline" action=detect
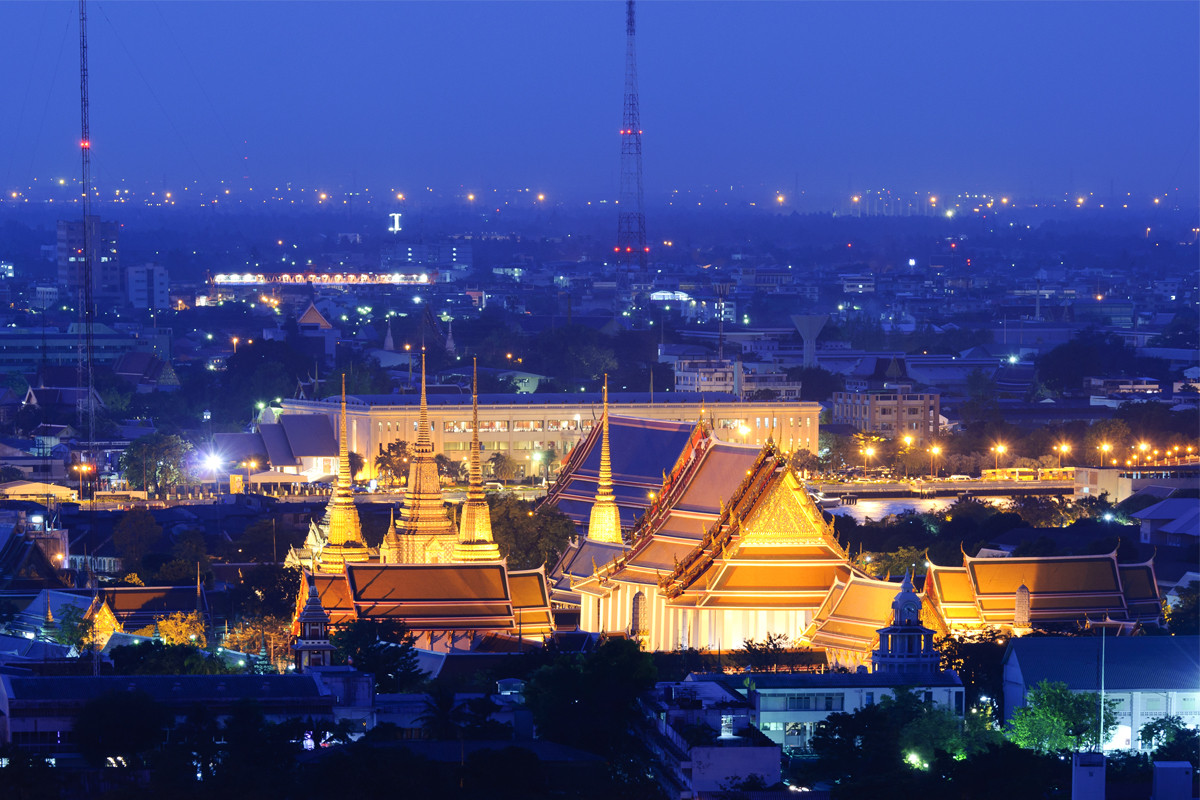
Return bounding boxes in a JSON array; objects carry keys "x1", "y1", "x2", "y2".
[{"x1": 1, "y1": 1, "x2": 1196, "y2": 203}]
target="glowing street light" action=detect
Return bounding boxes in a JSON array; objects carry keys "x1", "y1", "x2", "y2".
[
  {"x1": 231, "y1": 336, "x2": 239, "y2": 354},
  {"x1": 862, "y1": 446, "x2": 875, "y2": 469},
  {"x1": 1099, "y1": 442, "x2": 1111, "y2": 467},
  {"x1": 929, "y1": 446, "x2": 941, "y2": 479},
  {"x1": 991, "y1": 443, "x2": 1007, "y2": 472},
  {"x1": 1053, "y1": 442, "x2": 1070, "y2": 469}
]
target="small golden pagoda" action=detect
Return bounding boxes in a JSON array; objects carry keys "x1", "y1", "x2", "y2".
[
  {"x1": 314, "y1": 376, "x2": 370, "y2": 573},
  {"x1": 379, "y1": 509, "x2": 402, "y2": 564},
  {"x1": 586, "y1": 375, "x2": 623, "y2": 544},
  {"x1": 454, "y1": 359, "x2": 501, "y2": 562},
  {"x1": 397, "y1": 353, "x2": 458, "y2": 563}
]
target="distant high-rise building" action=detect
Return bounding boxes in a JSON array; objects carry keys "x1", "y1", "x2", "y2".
[
  {"x1": 126, "y1": 264, "x2": 169, "y2": 310},
  {"x1": 56, "y1": 216, "x2": 121, "y2": 303}
]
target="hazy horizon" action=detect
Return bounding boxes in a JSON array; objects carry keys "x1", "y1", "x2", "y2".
[{"x1": 2, "y1": 1, "x2": 1197, "y2": 203}]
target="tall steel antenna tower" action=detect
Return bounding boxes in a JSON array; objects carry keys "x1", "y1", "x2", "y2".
[
  {"x1": 77, "y1": 0, "x2": 97, "y2": 473},
  {"x1": 615, "y1": 0, "x2": 647, "y2": 272}
]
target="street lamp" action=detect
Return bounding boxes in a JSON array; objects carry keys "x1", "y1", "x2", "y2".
[
  {"x1": 863, "y1": 447, "x2": 875, "y2": 469},
  {"x1": 1099, "y1": 443, "x2": 1111, "y2": 467},
  {"x1": 929, "y1": 446, "x2": 941, "y2": 479},
  {"x1": 902, "y1": 436, "x2": 913, "y2": 478},
  {"x1": 232, "y1": 336, "x2": 239, "y2": 354},
  {"x1": 1053, "y1": 443, "x2": 1070, "y2": 469},
  {"x1": 1137, "y1": 442, "x2": 1149, "y2": 467},
  {"x1": 737, "y1": 424, "x2": 751, "y2": 444},
  {"x1": 991, "y1": 443, "x2": 1007, "y2": 472},
  {"x1": 72, "y1": 462, "x2": 93, "y2": 500}
]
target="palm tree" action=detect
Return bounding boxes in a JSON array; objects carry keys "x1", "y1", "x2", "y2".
[
  {"x1": 415, "y1": 683, "x2": 461, "y2": 740},
  {"x1": 374, "y1": 441, "x2": 410, "y2": 488}
]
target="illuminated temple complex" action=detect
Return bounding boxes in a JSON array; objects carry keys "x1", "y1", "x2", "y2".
[
  {"x1": 547, "y1": 413, "x2": 1164, "y2": 668},
  {"x1": 289, "y1": 360, "x2": 550, "y2": 651}
]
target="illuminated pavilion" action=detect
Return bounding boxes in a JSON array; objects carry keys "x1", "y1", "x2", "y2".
[{"x1": 550, "y1": 415, "x2": 1164, "y2": 667}]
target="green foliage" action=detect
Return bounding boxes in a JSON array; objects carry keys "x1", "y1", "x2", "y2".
[
  {"x1": 524, "y1": 638, "x2": 656, "y2": 753},
  {"x1": 74, "y1": 689, "x2": 170, "y2": 767},
  {"x1": 489, "y1": 495, "x2": 576, "y2": 570},
  {"x1": 1036, "y1": 332, "x2": 1166, "y2": 395},
  {"x1": 110, "y1": 641, "x2": 237, "y2": 675},
  {"x1": 52, "y1": 604, "x2": 94, "y2": 651},
  {"x1": 330, "y1": 619, "x2": 426, "y2": 693},
  {"x1": 119, "y1": 432, "x2": 194, "y2": 491},
  {"x1": 348, "y1": 450, "x2": 364, "y2": 481},
  {"x1": 784, "y1": 366, "x2": 845, "y2": 402},
  {"x1": 487, "y1": 452, "x2": 520, "y2": 482},
  {"x1": 434, "y1": 453, "x2": 466, "y2": 482},
  {"x1": 113, "y1": 507, "x2": 164, "y2": 573},
  {"x1": 1006, "y1": 680, "x2": 1118, "y2": 753},
  {"x1": 936, "y1": 630, "x2": 1008, "y2": 709},
  {"x1": 375, "y1": 440, "x2": 410, "y2": 487},
  {"x1": 735, "y1": 632, "x2": 791, "y2": 672},
  {"x1": 1166, "y1": 582, "x2": 1199, "y2": 635},
  {"x1": 230, "y1": 564, "x2": 303, "y2": 618},
  {"x1": 858, "y1": 545, "x2": 927, "y2": 578}
]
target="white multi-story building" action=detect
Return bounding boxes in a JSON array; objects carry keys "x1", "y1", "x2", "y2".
[
  {"x1": 272, "y1": 392, "x2": 821, "y2": 482},
  {"x1": 126, "y1": 264, "x2": 170, "y2": 310}
]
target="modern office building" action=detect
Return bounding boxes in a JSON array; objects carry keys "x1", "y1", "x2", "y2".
[
  {"x1": 126, "y1": 263, "x2": 170, "y2": 310},
  {"x1": 56, "y1": 216, "x2": 121, "y2": 303}
]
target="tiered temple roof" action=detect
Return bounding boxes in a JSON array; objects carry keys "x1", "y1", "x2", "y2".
[
  {"x1": 544, "y1": 415, "x2": 695, "y2": 532},
  {"x1": 572, "y1": 430, "x2": 762, "y2": 597},
  {"x1": 923, "y1": 549, "x2": 1161, "y2": 631},
  {"x1": 803, "y1": 572, "x2": 909, "y2": 667},
  {"x1": 656, "y1": 449, "x2": 854, "y2": 613},
  {"x1": 296, "y1": 562, "x2": 554, "y2": 646}
]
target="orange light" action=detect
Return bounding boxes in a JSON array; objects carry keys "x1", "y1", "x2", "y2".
[{"x1": 81, "y1": 140, "x2": 90, "y2": 149}]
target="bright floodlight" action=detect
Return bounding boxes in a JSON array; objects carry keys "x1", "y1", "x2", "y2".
[{"x1": 203, "y1": 453, "x2": 223, "y2": 473}]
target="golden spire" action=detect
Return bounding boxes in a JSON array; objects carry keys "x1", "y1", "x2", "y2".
[
  {"x1": 587, "y1": 374, "x2": 623, "y2": 543},
  {"x1": 318, "y1": 374, "x2": 367, "y2": 568},
  {"x1": 337, "y1": 374, "x2": 350, "y2": 488},
  {"x1": 416, "y1": 351, "x2": 431, "y2": 455},
  {"x1": 397, "y1": 349, "x2": 457, "y2": 563},
  {"x1": 455, "y1": 358, "x2": 500, "y2": 561}
]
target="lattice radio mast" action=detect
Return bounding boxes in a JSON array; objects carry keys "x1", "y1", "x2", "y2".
[
  {"x1": 615, "y1": 0, "x2": 647, "y2": 272},
  {"x1": 77, "y1": 0, "x2": 97, "y2": 466}
]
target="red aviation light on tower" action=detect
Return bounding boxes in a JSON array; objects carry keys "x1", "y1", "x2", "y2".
[{"x1": 81, "y1": 140, "x2": 90, "y2": 149}]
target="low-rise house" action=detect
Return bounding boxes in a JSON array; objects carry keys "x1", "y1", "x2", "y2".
[
  {"x1": 643, "y1": 679, "x2": 781, "y2": 799},
  {"x1": 1001, "y1": 635, "x2": 1200, "y2": 752}
]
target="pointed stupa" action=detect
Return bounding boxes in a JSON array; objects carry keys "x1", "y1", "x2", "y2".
[
  {"x1": 454, "y1": 358, "x2": 500, "y2": 561},
  {"x1": 314, "y1": 376, "x2": 368, "y2": 572},
  {"x1": 380, "y1": 508, "x2": 402, "y2": 564},
  {"x1": 383, "y1": 319, "x2": 395, "y2": 352},
  {"x1": 587, "y1": 375, "x2": 623, "y2": 543},
  {"x1": 397, "y1": 352, "x2": 458, "y2": 563},
  {"x1": 444, "y1": 318, "x2": 456, "y2": 356},
  {"x1": 38, "y1": 592, "x2": 56, "y2": 642}
]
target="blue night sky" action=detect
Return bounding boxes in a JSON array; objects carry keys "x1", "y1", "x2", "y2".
[{"x1": 1, "y1": 1, "x2": 1196, "y2": 202}]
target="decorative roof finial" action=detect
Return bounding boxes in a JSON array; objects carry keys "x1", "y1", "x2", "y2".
[{"x1": 587, "y1": 374, "x2": 622, "y2": 543}]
